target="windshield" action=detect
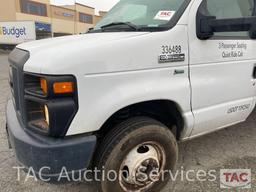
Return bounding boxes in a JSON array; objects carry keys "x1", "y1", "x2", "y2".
[{"x1": 93, "y1": 0, "x2": 187, "y2": 31}]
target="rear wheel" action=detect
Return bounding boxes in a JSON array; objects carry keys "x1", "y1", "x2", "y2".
[{"x1": 95, "y1": 117, "x2": 178, "y2": 192}]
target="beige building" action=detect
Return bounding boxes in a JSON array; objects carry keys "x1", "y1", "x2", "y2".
[
  {"x1": 0, "y1": 0, "x2": 105, "y2": 38},
  {"x1": 94, "y1": 11, "x2": 108, "y2": 24}
]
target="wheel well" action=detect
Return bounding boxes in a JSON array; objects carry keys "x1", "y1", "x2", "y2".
[{"x1": 97, "y1": 100, "x2": 185, "y2": 140}]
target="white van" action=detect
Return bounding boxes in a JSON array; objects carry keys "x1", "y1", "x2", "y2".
[{"x1": 6, "y1": 0, "x2": 256, "y2": 191}]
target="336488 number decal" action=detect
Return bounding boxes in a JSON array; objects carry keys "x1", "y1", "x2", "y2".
[{"x1": 162, "y1": 45, "x2": 182, "y2": 54}]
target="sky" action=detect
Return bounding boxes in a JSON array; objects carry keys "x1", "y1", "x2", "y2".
[{"x1": 50, "y1": 0, "x2": 120, "y2": 12}]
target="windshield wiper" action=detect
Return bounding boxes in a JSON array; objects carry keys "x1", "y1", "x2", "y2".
[{"x1": 100, "y1": 22, "x2": 140, "y2": 31}]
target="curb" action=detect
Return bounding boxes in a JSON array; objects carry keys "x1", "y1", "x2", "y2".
[{"x1": 0, "y1": 49, "x2": 11, "y2": 55}]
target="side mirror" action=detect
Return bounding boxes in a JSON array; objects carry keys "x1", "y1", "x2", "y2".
[
  {"x1": 197, "y1": 12, "x2": 256, "y2": 40},
  {"x1": 249, "y1": 25, "x2": 256, "y2": 39}
]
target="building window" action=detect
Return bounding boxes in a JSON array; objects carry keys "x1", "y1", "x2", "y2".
[
  {"x1": 79, "y1": 13, "x2": 93, "y2": 24},
  {"x1": 20, "y1": 0, "x2": 47, "y2": 16}
]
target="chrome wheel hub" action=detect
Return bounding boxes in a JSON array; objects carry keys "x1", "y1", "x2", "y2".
[{"x1": 119, "y1": 142, "x2": 166, "y2": 191}]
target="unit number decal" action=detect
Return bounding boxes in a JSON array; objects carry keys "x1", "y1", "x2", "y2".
[
  {"x1": 159, "y1": 45, "x2": 185, "y2": 63},
  {"x1": 162, "y1": 45, "x2": 182, "y2": 54}
]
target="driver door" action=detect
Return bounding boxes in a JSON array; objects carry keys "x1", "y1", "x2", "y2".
[{"x1": 188, "y1": 0, "x2": 256, "y2": 137}]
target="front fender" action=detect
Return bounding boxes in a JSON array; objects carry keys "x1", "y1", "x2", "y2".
[{"x1": 66, "y1": 67, "x2": 193, "y2": 138}]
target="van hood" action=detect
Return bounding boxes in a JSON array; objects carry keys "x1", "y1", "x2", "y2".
[
  {"x1": 17, "y1": 32, "x2": 154, "y2": 74},
  {"x1": 17, "y1": 32, "x2": 150, "y2": 53},
  {"x1": 17, "y1": 32, "x2": 174, "y2": 76}
]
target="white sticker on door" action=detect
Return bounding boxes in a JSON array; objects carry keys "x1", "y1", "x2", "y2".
[{"x1": 154, "y1": 11, "x2": 175, "y2": 21}]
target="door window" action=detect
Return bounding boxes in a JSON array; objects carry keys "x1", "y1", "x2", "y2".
[{"x1": 198, "y1": 0, "x2": 255, "y2": 38}]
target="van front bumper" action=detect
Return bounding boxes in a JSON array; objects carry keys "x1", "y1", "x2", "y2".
[{"x1": 6, "y1": 99, "x2": 97, "y2": 181}]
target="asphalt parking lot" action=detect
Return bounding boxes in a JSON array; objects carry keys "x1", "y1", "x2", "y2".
[{"x1": 0, "y1": 51, "x2": 255, "y2": 192}]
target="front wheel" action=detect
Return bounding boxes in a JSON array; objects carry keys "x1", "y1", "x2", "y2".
[{"x1": 95, "y1": 117, "x2": 178, "y2": 192}]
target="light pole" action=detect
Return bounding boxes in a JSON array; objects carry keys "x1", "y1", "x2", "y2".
[{"x1": 50, "y1": 5, "x2": 53, "y2": 37}]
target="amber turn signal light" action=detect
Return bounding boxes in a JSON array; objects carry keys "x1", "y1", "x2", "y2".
[
  {"x1": 53, "y1": 82, "x2": 74, "y2": 94},
  {"x1": 40, "y1": 78, "x2": 48, "y2": 94}
]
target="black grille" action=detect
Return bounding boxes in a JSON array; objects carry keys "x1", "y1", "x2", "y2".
[
  {"x1": 9, "y1": 48, "x2": 30, "y2": 125},
  {"x1": 11, "y1": 67, "x2": 20, "y2": 110}
]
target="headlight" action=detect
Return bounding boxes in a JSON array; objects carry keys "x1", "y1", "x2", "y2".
[
  {"x1": 25, "y1": 100, "x2": 49, "y2": 132},
  {"x1": 44, "y1": 105, "x2": 50, "y2": 126},
  {"x1": 24, "y1": 74, "x2": 78, "y2": 137}
]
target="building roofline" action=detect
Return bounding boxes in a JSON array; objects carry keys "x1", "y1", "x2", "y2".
[
  {"x1": 50, "y1": 5, "x2": 75, "y2": 12},
  {"x1": 75, "y1": 3, "x2": 95, "y2": 10}
]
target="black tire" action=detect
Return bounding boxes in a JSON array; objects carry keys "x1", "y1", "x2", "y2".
[{"x1": 94, "y1": 117, "x2": 178, "y2": 192}]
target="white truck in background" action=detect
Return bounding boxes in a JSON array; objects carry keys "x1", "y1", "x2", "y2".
[{"x1": 0, "y1": 21, "x2": 36, "y2": 49}]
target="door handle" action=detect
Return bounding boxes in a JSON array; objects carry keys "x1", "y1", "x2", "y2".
[{"x1": 253, "y1": 65, "x2": 256, "y2": 79}]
